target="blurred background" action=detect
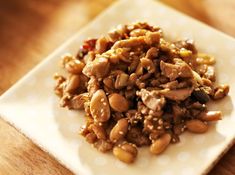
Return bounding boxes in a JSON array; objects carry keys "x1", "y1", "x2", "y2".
[
  {"x1": 0, "y1": 0, "x2": 235, "y2": 95},
  {"x1": 0, "y1": 0, "x2": 235, "y2": 175}
]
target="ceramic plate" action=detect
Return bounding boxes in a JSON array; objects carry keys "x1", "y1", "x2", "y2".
[{"x1": 0, "y1": 0, "x2": 235, "y2": 174}]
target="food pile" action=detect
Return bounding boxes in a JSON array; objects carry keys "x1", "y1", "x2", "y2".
[{"x1": 54, "y1": 22, "x2": 229, "y2": 163}]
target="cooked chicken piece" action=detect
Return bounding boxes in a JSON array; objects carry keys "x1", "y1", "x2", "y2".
[
  {"x1": 137, "y1": 89, "x2": 166, "y2": 111},
  {"x1": 160, "y1": 59, "x2": 193, "y2": 81}
]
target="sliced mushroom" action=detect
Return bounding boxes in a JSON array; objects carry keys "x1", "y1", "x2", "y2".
[{"x1": 160, "y1": 87, "x2": 193, "y2": 101}]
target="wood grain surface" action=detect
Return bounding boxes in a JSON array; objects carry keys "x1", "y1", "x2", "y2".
[{"x1": 0, "y1": 0, "x2": 235, "y2": 174}]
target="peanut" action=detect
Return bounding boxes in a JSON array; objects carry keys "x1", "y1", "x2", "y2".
[
  {"x1": 96, "y1": 36, "x2": 108, "y2": 54},
  {"x1": 213, "y1": 85, "x2": 229, "y2": 100},
  {"x1": 140, "y1": 57, "x2": 155, "y2": 73},
  {"x1": 65, "y1": 75, "x2": 80, "y2": 93},
  {"x1": 110, "y1": 118, "x2": 128, "y2": 142},
  {"x1": 85, "y1": 133, "x2": 97, "y2": 144},
  {"x1": 65, "y1": 59, "x2": 85, "y2": 74},
  {"x1": 108, "y1": 93, "x2": 129, "y2": 112},
  {"x1": 150, "y1": 133, "x2": 171, "y2": 155},
  {"x1": 113, "y1": 143, "x2": 137, "y2": 163},
  {"x1": 199, "y1": 111, "x2": 222, "y2": 121},
  {"x1": 115, "y1": 73, "x2": 129, "y2": 89},
  {"x1": 186, "y1": 119, "x2": 208, "y2": 133},
  {"x1": 90, "y1": 90, "x2": 110, "y2": 122}
]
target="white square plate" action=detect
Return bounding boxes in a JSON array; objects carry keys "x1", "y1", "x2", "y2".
[{"x1": 1, "y1": 0, "x2": 235, "y2": 174}]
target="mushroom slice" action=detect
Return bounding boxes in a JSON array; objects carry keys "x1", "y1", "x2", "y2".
[{"x1": 160, "y1": 87, "x2": 193, "y2": 101}]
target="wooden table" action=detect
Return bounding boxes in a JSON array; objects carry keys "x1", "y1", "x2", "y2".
[{"x1": 0, "y1": 0, "x2": 235, "y2": 174}]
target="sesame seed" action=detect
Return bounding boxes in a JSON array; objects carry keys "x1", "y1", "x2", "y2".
[
  {"x1": 146, "y1": 115, "x2": 153, "y2": 119},
  {"x1": 158, "y1": 119, "x2": 163, "y2": 125},
  {"x1": 147, "y1": 125, "x2": 154, "y2": 130},
  {"x1": 157, "y1": 126, "x2": 162, "y2": 130},
  {"x1": 119, "y1": 131, "x2": 124, "y2": 135}
]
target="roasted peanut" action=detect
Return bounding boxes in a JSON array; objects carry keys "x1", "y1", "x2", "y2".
[
  {"x1": 115, "y1": 73, "x2": 129, "y2": 89},
  {"x1": 90, "y1": 90, "x2": 110, "y2": 122},
  {"x1": 213, "y1": 85, "x2": 229, "y2": 100},
  {"x1": 146, "y1": 47, "x2": 158, "y2": 59},
  {"x1": 85, "y1": 133, "x2": 97, "y2": 144},
  {"x1": 103, "y1": 76, "x2": 114, "y2": 89},
  {"x1": 140, "y1": 57, "x2": 155, "y2": 73},
  {"x1": 108, "y1": 93, "x2": 129, "y2": 112},
  {"x1": 113, "y1": 143, "x2": 137, "y2": 163},
  {"x1": 186, "y1": 119, "x2": 208, "y2": 133},
  {"x1": 65, "y1": 59, "x2": 85, "y2": 74},
  {"x1": 60, "y1": 53, "x2": 74, "y2": 67},
  {"x1": 150, "y1": 133, "x2": 171, "y2": 155},
  {"x1": 199, "y1": 111, "x2": 222, "y2": 121},
  {"x1": 65, "y1": 75, "x2": 80, "y2": 93},
  {"x1": 96, "y1": 36, "x2": 108, "y2": 54},
  {"x1": 110, "y1": 118, "x2": 128, "y2": 142}
]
